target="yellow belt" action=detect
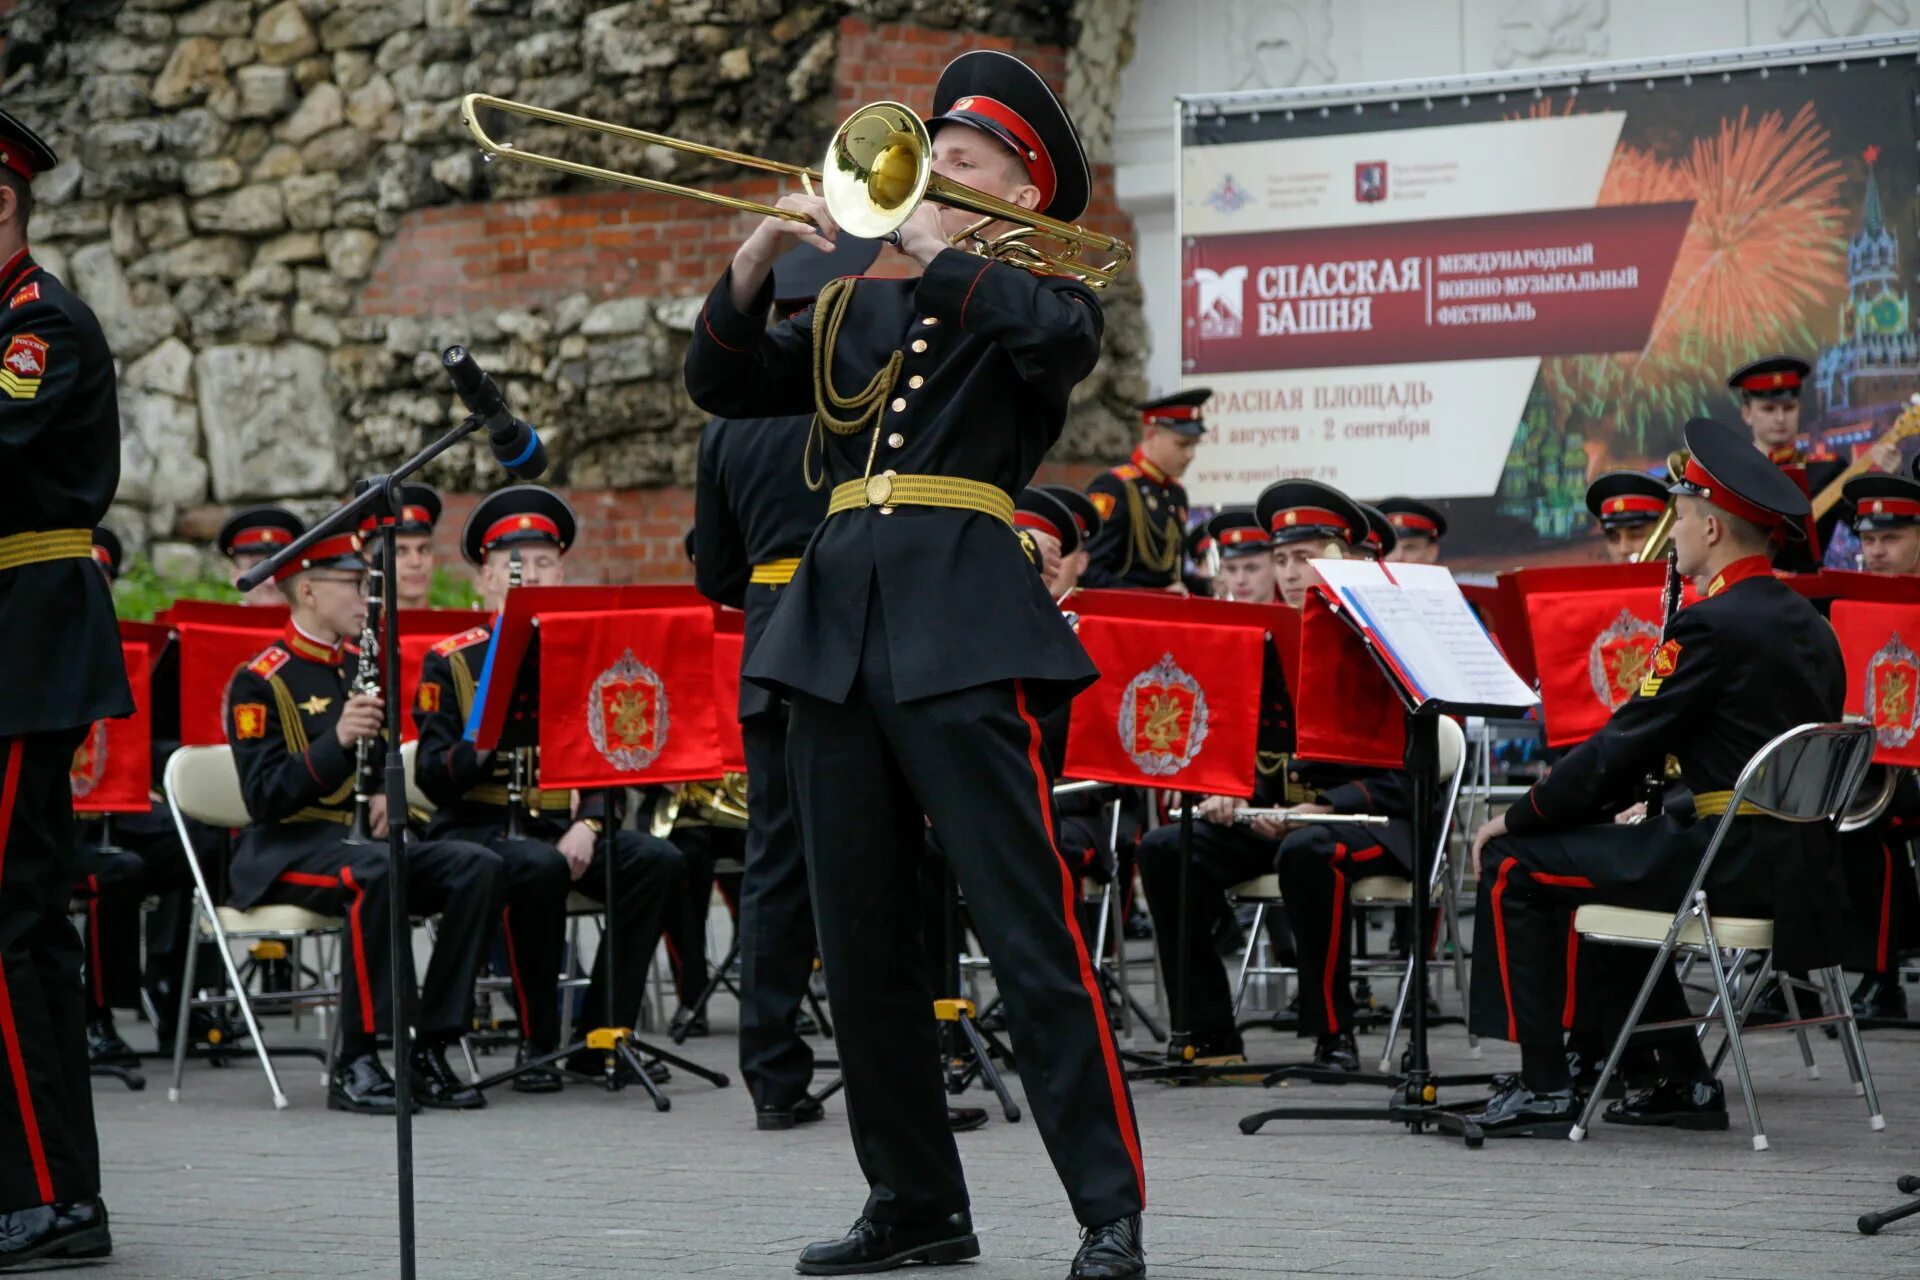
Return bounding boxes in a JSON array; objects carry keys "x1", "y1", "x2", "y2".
[
  {"x1": 0, "y1": 529, "x2": 92, "y2": 573},
  {"x1": 827, "y1": 473, "x2": 1014, "y2": 526},
  {"x1": 467, "y1": 784, "x2": 572, "y2": 813},
  {"x1": 1692, "y1": 790, "x2": 1765, "y2": 819},
  {"x1": 750, "y1": 558, "x2": 801, "y2": 586}
]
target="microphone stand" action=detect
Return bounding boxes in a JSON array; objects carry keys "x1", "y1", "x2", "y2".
[{"x1": 237, "y1": 413, "x2": 487, "y2": 1280}]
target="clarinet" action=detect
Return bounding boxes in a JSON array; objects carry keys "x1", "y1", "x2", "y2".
[
  {"x1": 503, "y1": 551, "x2": 529, "y2": 839},
  {"x1": 347, "y1": 563, "x2": 383, "y2": 844},
  {"x1": 1637, "y1": 545, "x2": 1684, "y2": 818}
]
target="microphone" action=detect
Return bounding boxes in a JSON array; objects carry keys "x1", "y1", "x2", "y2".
[{"x1": 442, "y1": 345, "x2": 548, "y2": 479}]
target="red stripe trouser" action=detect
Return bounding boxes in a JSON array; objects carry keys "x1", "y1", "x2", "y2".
[{"x1": 0, "y1": 730, "x2": 99, "y2": 1213}]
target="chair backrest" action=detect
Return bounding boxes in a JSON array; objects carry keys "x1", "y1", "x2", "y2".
[
  {"x1": 1733, "y1": 722, "x2": 1875, "y2": 824},
  {"x1": 1435, "y1": 716, "x2": 1466, "y2": 789},
  {"x1": 165, "y1": 744, "x2": 252, "y2": 829},
  {"x1": 399, "y1": 740, "x2": 435, "y2": 814}
]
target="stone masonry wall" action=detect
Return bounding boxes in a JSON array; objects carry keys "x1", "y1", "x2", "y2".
[{"x1": 3, "y1": 0, "x2": 1140, "y2": 584}]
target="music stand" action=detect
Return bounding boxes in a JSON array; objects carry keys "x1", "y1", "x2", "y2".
[
  {"x1": 462, "y1": 589, "x2": 731, "y2": 1105},
  {"x1": 1238, "y1": 564, "x2": 1535, "y2": 1146}
]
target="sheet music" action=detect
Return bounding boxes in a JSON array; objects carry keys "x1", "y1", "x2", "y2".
[{"x1": 1312, "y1": 560, "x2": 1537, "y2": 712}]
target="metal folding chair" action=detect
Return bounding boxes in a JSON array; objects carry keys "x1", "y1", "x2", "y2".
[
  {"x1": 164, "y1": 745, "x2": 342, "y2": 1110},
  {"x1": 1568, "y1": 721, "x2": 1881, "y2": 1150}
]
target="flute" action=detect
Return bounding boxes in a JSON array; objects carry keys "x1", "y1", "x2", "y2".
[{"x1": 1166, "y1": 807, "x2": 1389, "y2": 827}]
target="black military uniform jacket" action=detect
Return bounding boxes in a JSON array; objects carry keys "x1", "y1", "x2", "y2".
[
  {"x1": 1770, "y1": 450, "x2": 1846, "y2": 573},
  {"x1": 224, "y1": 627, "x2": 379, "y2": 908},
  {"x1": 0, "y1": 250, "x2": 130, "y2": 735},
  {"x1": 1081, "y1": 453, "x2": 1189, "y2": 591},
  {"x1": 684, "y1": 251, "x2": 1100, "y2": 712},
  {"x1": 1505, "y1": 559, "x2": 1847, "y2": 968},
  {"x1": 692, "y1": 414, "x2": 828, "y2": 721},
  {"x1": 411, "y1": 623, "x2": 607, "y2": 839}
]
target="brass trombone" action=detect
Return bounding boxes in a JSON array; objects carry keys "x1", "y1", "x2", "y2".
[
  {"x1": 460, "y1": 93, "x2": 1132, "y2": 289},
  {"x1": 1629, "y1": 448, "x2": 1690, "y2": 564}
]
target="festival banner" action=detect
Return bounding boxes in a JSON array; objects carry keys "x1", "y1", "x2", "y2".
[
  {"x1": 536, "y1": 607, "x2": 724, "y2": 789},
  {"x1": 1833, "y1": 599, "x2": 1920, "y2": 767},
  {"x1": 1064, "y1": 611, "x2": 1265, "y2": 797},
  {"x1": 1180, "y1": 58, "x2": 1920, "y2": 570},
  {"x1": 72, "y1": 642, "x2": 151, "y2": 814}
]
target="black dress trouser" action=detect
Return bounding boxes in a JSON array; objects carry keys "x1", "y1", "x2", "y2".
[
  {"x1": 1135, "y1": 820, "x2": 1275, "y2": 1045},
  {"x1": 1277, "y1": 821, "x2": 1412, "y2": 1038},
  {"x1": 787, "y1": 592, "x2": 1145, "y2": 1229},
  {"x1": 0, "y1": 730, "x2": 98, "y2": 1213},
  {"x1": 737, "y1": 708, "x2": 819, "y2": 1108}
]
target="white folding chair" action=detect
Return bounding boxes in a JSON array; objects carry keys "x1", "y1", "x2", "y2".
[
  {"x1": 1569, "y1": 721, "x2": 1881, "y2": 1150},
  {"x1": 164, "y1": 745, "x2": 343, "y2": 1110}
]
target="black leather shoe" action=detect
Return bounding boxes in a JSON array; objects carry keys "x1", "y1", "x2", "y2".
[
  {"x1": 947, "y1": 1106, "x2": 988, "y2": 1132},
  {"x1": 1603, "y1": 1075, "x2": 1728, "y2": 1130},
  {"x1": 1748, "y1": 977, "x2": 1826, "y2": 1026},
  {"x1": 757, "y1": 1094, "x2": 826, "y2": 1131},
  {"x1": 510, "y1": 1042, "x2": 564, "y2": 1094},
  {"x1": 670, "y1": 1007, "x2": 710, "y2": 1038},
  {"x1": 411, "y1": 1043, "x2": 486, "y2": 1110},
  {"x1": 1311, "y1": 1031, "x2": 1361, "y2": 1073},
  {"x1": 86, "y1": 1017, "x2": 138, "y2": 1066},
  {"x1": 1853, "y1": 973, "x2": 1909, "y2": 1021},
  {"x1": 1460, "y1": 1078, "x2": 1577, "y2": 1137},
  {"x1": 0, "y1": 1198, "x2": 112, "y2": 1269},
  {"x1": 1069, "y1": 1213, "x2": 1145, "y2": 1279},
  {"x1": 796, "y1": 1213, "x2": 979, "y2": 1275},
  {"x1": 328, "y1": 1052, "x2": 414, "y2": 1115}
]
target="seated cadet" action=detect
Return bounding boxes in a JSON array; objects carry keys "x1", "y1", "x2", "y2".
[
  {"x1": 1205, "y1": 507, "x2": 1279, "y2": 604},
  {"x1": 1269, "y1": 480, "x2": 1357, "y2": 609},
  {"x1": 217, "y1": 505, "x2": 304, "y2": 607},
  {"x1": 1585, "y1": 472, "x2": 1668, "y2": 563},
  {"x1": 1377, "y1": 498, "x2": 1446, "y2": 565},
  {"x1": 1462, "y1": 418, "x2": 1845, "y2": 1135},
  {"x1": 1039, "y1": 484, "x2": 1101, "y2": 597},
  {"x1": 1185, "y1": 519, "x2": 1218, "y2": 597},
  {"x1": 225, "y1": 530, "x2": 502, "y2": 1114},
  {"x1": 73, "y1": 527, "x2": 228, "y2": 1065},
  {"x1": 1135, "y1": 480, "x2": 1373, "y2": 1066},
  {"x1": 356, "y1": 481, "x2": 441, "y2": 612},
  {"x1": 412, "y1": 487, "x2": 686, "y2": 1091},
  {"x1": 1353, "y1": 503, "x2": 1396, "y2": 562},
  {"x1": 1834, "y1": 472, "x2": 1920, "y2": 1019}
]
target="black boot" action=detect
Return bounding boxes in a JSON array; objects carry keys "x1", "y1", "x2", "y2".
[
  {"x1": 411, "y1": 1042, "x2": 486, "y2": 1110},
  {"x1": 1603, "y1": 1076, "x2": 1728, "y2": 1130},
  {"x1": 795, "y1": 1213, "x2": 979, "y2": 1275},
  {"x1": 86, "y1": 1016, "x2": 138, "y2": 1066},
  {"x1": 1311, "y1": 1030, "x2": 1360, "y2": 1073},
  {"x1": 947, "y1": 1105, "x2": 988, "y2": 1132},
  {"x1": 1459, "y1": 1077, "x2": 1577, "y2": 1137},
  {"x1": 0, "y1": 1198, "x2": 111, "y2": 1269},
  {"x1": 1070, "y1": 1213, "x2": 1146, "y2": 1279},
  {"x1": 756, "y1": 1093, "x2": 826, "y2": 1131},
  {"x1": 669, "y1": 1006, "x2": 710, "y2": 1038},
  {"x1": 510, "y1": 1042, "x2": 564, "y2": 1094},
  {"x1": 1852, "y1": 972, "x2": 1910, "y2": 1021},
  {"x1": 328, "y1": 1052, "x2": 415, "y2": 1115}
]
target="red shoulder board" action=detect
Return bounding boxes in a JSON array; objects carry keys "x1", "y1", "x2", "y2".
[
  {"x1": 247, "y1": 646, "x2": 290, "y2": 679},
  {"x1": 9, "y1": 282, "x2": 39, "y2": 309},
  {"x1": 431, "y1": 626, "x2": 491, "y2": 657}
]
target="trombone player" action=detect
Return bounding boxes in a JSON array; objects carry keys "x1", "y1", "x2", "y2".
[{"x1": 683, "y1": 50, "x2": 1145, "y2": 1280}]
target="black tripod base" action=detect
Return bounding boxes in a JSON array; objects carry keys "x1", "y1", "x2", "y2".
[
  {"x1": 939, "y1": 1002, "x2": 1020, "y2": 1123},
  {"x1": 1858, "y1": 1175, "x2": 1920, "y2": 1235},
  {"x1": 473, "y1": 1027, "x2": 731, "y2": 1108},
  {"x1": 90, "y1": 1061, "x2": 146, "y2": 1091},
  {"x1": 1239, "y1": 1097, "x2": 1486, "y2": 1147}
]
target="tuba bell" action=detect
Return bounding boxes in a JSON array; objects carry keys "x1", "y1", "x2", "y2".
[
  {"x1": 1840, "y1": 764, "x2": 1899, "y2": 833},
  {"x1": 650, "y1": 772, "x2": 751, "y2": 837}
]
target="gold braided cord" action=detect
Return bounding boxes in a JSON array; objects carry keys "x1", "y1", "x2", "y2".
[
  {"x1": 1117, "y1": 483, "x2": 1180, "y2": 579},
  {"x1": 805, "y1": 276, "x2": 901, "y2": 493}
]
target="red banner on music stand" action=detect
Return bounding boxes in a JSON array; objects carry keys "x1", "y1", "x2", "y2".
[
  {"x1": 1295, "y1": 586, "x2": 1406, "y2": 770},
  {"x1": 713, "y1": 611, "x2": 746, "y2": 774},
  {"x1": 1523, "y1": 586, "x2": 1666, "y2": 748},
  {"x1": 393, "y1": 609, "x2": 492, "y2": 743},
  {"x1": 537, "y1": 606, "x2": 726, "y2": 789},
  {"x1": 164, "y1": 600, "x2": 285, "y2": 747},
  {"x1": 1833, "y1": 599, "x2": 1920, "y2": 766},
  {"x1": 72, "y1": 641, "x2": 151, "y2": 813},
  {"x1": 1063, "y1": 595, "x2": 1269, "y2": 796}
]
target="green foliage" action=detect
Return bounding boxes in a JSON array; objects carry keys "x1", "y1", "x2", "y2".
[
  {"x1": 111, "y1": 556, "x2": 239, "y2": 622},
  {"x1": 427, "y1": 566, "x2": 483, "y2": 610}
]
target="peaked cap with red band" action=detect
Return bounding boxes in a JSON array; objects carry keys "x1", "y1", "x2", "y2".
[
  {"x1": 461, "y1": 484, "x2": 577, "y2": 565},
  {"x1": 271, "y1": 532, "x2": 366, "y2": 583},
  {"x1": 925, "y1": 50, "x2": 1091, "y2": 223},
  {"x1": 0, "y1": 107, "x2": 59, "y2": 187},
  {"x1": 1669, "y1": 416, "x2": 1810, "y2": 534},
  {"x1": 1374, "y1": 496, "x2": 1446, "y2": 542},
  {"x1": 1253, "y1": 478, "x2": 1368, "y2": 548},
  {"x1": 1015, "y1": 486, "x2": 1081, "y2": 555},
  {"x1": 1038, "y1": 483, "x2": 1102, "y2": 546},
  {"x1": 353, "y1": 479, "x2": 442, "y2": 537},
  {"x1": 1135, "y1": 387, "x2": 1211, "y2": 437},
  {"x1": 1204, "y1": 505, "x2": 1270, "y2": 559},
  {"x1": 1585, "y1": 470, "x2": 1669, "y2": 529},
  {"x1": 1842, "y1": 472, "x2": 1920, "y2": 532},
  {"x1": 1356, "y1": 503, "x2": 1398, "y2": 560},
  {"x1": 217, "y1": 504, "x2": 306, "y2": 559},
  {"x1": 1727, "y1": 354, "x2": 1810, "y2": 401}
]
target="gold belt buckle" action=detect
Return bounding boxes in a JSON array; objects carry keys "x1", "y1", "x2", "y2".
[{"x1": 865, "y1": 471, "x2": 896, "y2": 506}]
